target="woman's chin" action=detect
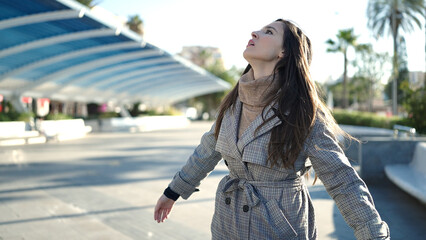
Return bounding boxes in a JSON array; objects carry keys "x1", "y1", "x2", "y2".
[{"x1": 242, "y1": 51, "x2": 253, "y2": 63}]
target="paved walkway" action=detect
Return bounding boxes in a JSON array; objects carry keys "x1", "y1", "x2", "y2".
[{"x1": 0, "y1": 121, "x2": 425, "y2": 239}]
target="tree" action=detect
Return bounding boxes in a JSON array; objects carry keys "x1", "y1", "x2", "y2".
[
  {"x1": 353, "y1": 44, "x2": 390, "y2": 111},
  {"x1": 190, "y1": 62, "x2": 240, "y2": 119},
  {"x1": 326, "y1": 29, "x2": 358, "y2": 108},
  {"x1": 75, "y1": 0, "x2": 101, "y2": 8},
  {"x1": 327, "y1": 76, "x2": 365, "y2": 109},
  {"x1": 400, "y1": 82, "x2": 426, "y2": 133},
  {"x1": 126, "y1": 15, "x2": 144, "y2": 36},
  {"x1": 367, "y1": 0, "x2": 425, "y2": 115},
  {"x1": 177, "y1": 47, "x2": 240, "y2": 119},
  {"x1": 384, "y1": 36, "x2": 409, "y2": 102}
]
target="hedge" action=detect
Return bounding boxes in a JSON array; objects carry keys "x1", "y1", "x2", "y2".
[{"x1": 332, "y1": 109, "x2": 412, "y2": 131}]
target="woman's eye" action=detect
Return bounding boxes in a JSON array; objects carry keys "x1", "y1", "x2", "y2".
[{"x1": 266, "y1": 30, "x2": 273, "y2": 34}]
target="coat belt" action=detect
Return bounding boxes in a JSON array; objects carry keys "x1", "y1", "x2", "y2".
[{"x1": 221, "y1": 175, "x2": 304, "y2": 207}]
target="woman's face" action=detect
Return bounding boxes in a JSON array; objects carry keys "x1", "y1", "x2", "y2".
[{"x1": 243, "y1": 21, "x2": 285, "y2": 65}]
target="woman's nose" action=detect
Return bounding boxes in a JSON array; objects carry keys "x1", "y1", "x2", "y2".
[{"x1": 251, "y1": 31, "x2": 258, "y2": 39}]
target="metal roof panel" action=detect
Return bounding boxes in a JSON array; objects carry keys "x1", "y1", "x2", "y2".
[
  {"x1": 0, "y1": 0, "x2": 68, "y2": 20},
  {"x1": 0, "y1": 0, "x2": 231, "y2": 106}
]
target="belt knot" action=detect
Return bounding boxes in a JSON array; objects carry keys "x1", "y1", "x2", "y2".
[{"x1": 222, "y1": 177, "x2": 260, "y2": 207}]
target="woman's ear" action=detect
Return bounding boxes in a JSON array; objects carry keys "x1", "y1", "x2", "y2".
[{"x1": 278, "y1": 51, "x2": 284, "y2": 59}]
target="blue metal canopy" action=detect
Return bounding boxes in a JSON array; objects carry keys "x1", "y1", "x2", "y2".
[{"x1": 0, "y1": 0, "x2": 230, "y2": 107}]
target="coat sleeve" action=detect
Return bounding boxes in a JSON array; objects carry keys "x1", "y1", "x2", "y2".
[
  {"x1": 168, "y1": 121, "x2": 222, "y2": 199},
  {"x1": 305, "y1": 118, "x2": 390, "y2": 240}
]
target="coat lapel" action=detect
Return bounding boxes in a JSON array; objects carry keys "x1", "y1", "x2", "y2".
[
  {"x1": 237, "y1": 100, "x2": 282, "y2": 153},
  {"x1": 223, "y1": 98, "x2": 244, "y2": 160},
  {"x1": 221, "y1": 98, "x2": 283, "y2": 160}
]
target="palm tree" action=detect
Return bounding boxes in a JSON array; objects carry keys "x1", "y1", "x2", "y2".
[
  {"x1": 367, "y1": 0, "x2": 425, "y2": 115},
  {"x1": 326, "y1": 29, "x2": 358, "y2": 108},
  {"x1": 75, "y1": 0, "x2": 101, "y2": 8},
  {"x1": 126, "y1": 15, "x2": 144, "y2": 36}
]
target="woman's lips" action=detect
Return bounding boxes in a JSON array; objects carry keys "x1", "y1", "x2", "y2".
[{"x1": 247, "y1": 39, "x2": 255, "y2": 47}]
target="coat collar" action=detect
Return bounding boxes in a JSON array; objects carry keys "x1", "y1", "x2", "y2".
[{"x1": 224, "y1": 97, "x2": 282, "y2": 158}]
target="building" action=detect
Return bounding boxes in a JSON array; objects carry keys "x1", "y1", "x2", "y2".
[
  {"x1": 179, "y1": 46, "x2": 225, "y2": 69},
  {"x1": 409, "y1": 71, "x2": 425, "y2": 90}
]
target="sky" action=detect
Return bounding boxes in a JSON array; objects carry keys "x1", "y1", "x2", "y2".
[{"x1": 95, "y1": 0, "x2": 425, "y2": 84}]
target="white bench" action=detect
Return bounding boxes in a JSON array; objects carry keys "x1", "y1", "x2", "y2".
[
  {"x1": 39, "y1": 119, "x2": 92, "y2": 141},
  {"x1": 0, "y1": 121, "x2": 46, "y2": 146},
  {"x1": 94, "y1": 116, "x2": 190, "y2": 132},
  {"x1": 385, "y1": 142, "x2": 426, "y2": 204}
]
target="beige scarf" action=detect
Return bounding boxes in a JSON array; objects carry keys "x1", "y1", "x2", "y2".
[{"x1": 238, "y1": 68, "x2": 278, "y2": 138}]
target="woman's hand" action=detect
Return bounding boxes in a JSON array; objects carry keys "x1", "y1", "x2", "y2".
[{"x1": 154, "y1": 194, "x2": 175, "y2": 223}]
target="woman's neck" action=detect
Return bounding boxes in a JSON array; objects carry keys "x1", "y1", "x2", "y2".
[{"x1": 250, "y1": 62, "x2": 276, "y2": 79}]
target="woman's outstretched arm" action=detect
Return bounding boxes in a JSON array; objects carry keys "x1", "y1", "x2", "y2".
[
  {"x1": 167, "y1": 121, "x2": 222, "y2": 198},
  {"x1": 154, "y1": 121, "x2": 222, "y2": 222},
  {"x1": 306, "y1": 118, "x2": 390, "y2": 240}
]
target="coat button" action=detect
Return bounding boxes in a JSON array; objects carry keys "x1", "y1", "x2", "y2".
[
  {"x1": 243, "y1": 205, "x2": 249, "y2": 212},
  {"x1": 225, "y1": 197, "x2": 231, "y2": 205}
]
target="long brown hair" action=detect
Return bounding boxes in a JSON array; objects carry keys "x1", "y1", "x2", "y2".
[{"x1": 215, "y1": 19, "x2": 353, "y2": 169}]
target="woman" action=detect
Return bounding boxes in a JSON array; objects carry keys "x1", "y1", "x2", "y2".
[{"x1": 154, "y1": 19, "x2": 390, "y2": 239}]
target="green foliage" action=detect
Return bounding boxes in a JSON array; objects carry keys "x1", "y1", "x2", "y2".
[
  {"x1": 0, "y1": 112, "x2": 34, "y2": 122},
  {"x1": 74, "y1": 0, "x2": 101, "y2": 8},
  {"x1": 352, "y1": 43, "x2": 390, "y2": 111},
  {"x1": 0, "y1": 101, "x2": 27, "y2": 121},
  {"x1": 45, "y1": 113, "x2": 72, "y2": 120},
  {"x1": 190, "y1": 60, "x2": 241, "y2": 118},
  {"x1": 326, "y1": 28, "x2": 358, "y2": 108},
  {"x1": 206, "y1": 64, "x2": 240, "y2": 88},
  {"x1": 353, "y1": 44, "x2": 389, "y2": 82},
  {"x1": 400, "y1": 82, "x2": 426, "y2": 134},
  {"x1": 367, "y1": 0, "x2": 425, "y2": 113},
  {"x1": 0, "y1": 113, "x2": 10, "y2": 121},
  {"x1": 164, "y1": 107, "x2": 184, "y2": 116},
  {"x1": 0, "y1": 112, "x2": 18, "y2": 122},
  {"x1": 328, "y1": 79, "x2": 366, "y2": 108},
  {"x1": 98, "y1": 112, "x2": 120, "y2": 119},
  {"x1": 17, "y1": 112, "x2": 35, "y2": 122},
  {"x1": 367, "y1": 0, "x2": 425, "y2": 39},
  {"x1": 140, "y1": 107, "x2": 182, "y2": 116},
  {"x1": 384, "y1": 36, "x2": 409, "y2": 101},
  {"x1": 126, "y1": 15, "x2": 144, "y2": 35},
  {"x1": 326, "y1": 29, "x2": 357, "y2": 53},
  {"x1": 142, "y1": 110, "x2": 156, "y2": 116},
  {"x1": 130, "y1": 102, "x2": 140, "y2": 117},
  {"x1": 332, "y1": 109, "x2": 406, "y2": 130},
  {"x1": 328, "y1": 41, "x2": 389, "y2": 111}
]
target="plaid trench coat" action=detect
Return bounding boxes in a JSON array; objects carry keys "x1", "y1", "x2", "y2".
[{"x1": 168, "y1": 98, "x2": 390, "y2": 239}]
